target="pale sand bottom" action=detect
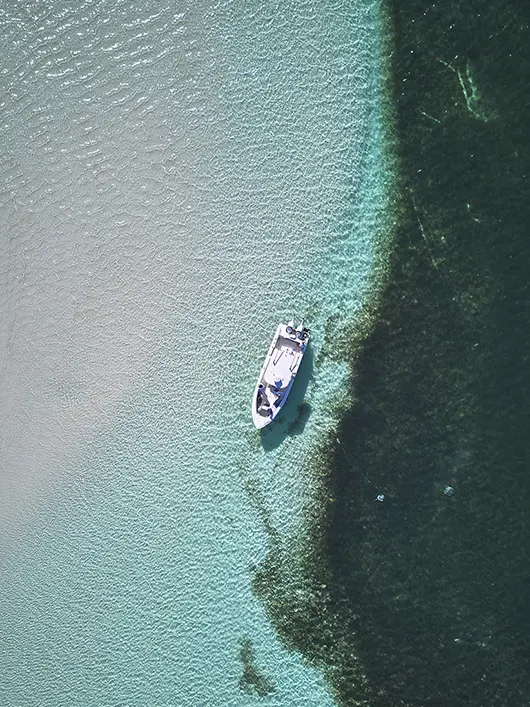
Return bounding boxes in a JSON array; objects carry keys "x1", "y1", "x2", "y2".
[{"x1": 0, "y1": 0, "x2": 389, "y2": 703}]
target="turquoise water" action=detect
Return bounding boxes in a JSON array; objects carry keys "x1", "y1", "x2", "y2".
[{"x1": 0, "y1": 1, "x2": 390, "y2": 704}]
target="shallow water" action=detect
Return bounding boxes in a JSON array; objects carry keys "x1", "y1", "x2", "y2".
[{"x1": 0, "y1": 1, "x2": 390, "y2": 704}]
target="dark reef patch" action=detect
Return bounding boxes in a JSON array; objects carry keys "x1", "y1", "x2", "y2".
[
  {"x1": 238, "y1": 637, "x2": 276, "y2": 697},
  {"x1": 252, "y1": 1, "x2": 530, "y2": 705}
]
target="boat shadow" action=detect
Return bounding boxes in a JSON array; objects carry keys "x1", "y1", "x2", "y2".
[{"x1": 259, "y1": 344, "x2": 314, "y2": 452}]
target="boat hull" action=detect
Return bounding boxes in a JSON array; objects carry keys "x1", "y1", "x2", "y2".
[{"x1": 251, "y1": 322, "x2": 309, "y2": 428}]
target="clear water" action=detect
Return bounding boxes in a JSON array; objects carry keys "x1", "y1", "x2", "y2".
[{"x1": 0, "y1": 0, "x2": 389, "y2": 704}]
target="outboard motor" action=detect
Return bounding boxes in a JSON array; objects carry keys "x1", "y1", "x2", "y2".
[{"x1": 295, "y1": 319, "x2": 307, "y2": 340}]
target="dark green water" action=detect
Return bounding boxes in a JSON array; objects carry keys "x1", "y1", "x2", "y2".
[{"x1": 254, "y1": 1, "x2": 530, "y2": 704}]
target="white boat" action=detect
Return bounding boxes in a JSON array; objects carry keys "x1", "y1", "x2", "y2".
[{"x1": 252, "y1": 320, "x2": 310, "y2": 429}]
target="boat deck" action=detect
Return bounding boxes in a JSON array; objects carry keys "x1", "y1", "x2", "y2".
[{"x1": 264, "y1": 341, "x2": 299, "y2": 385}]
